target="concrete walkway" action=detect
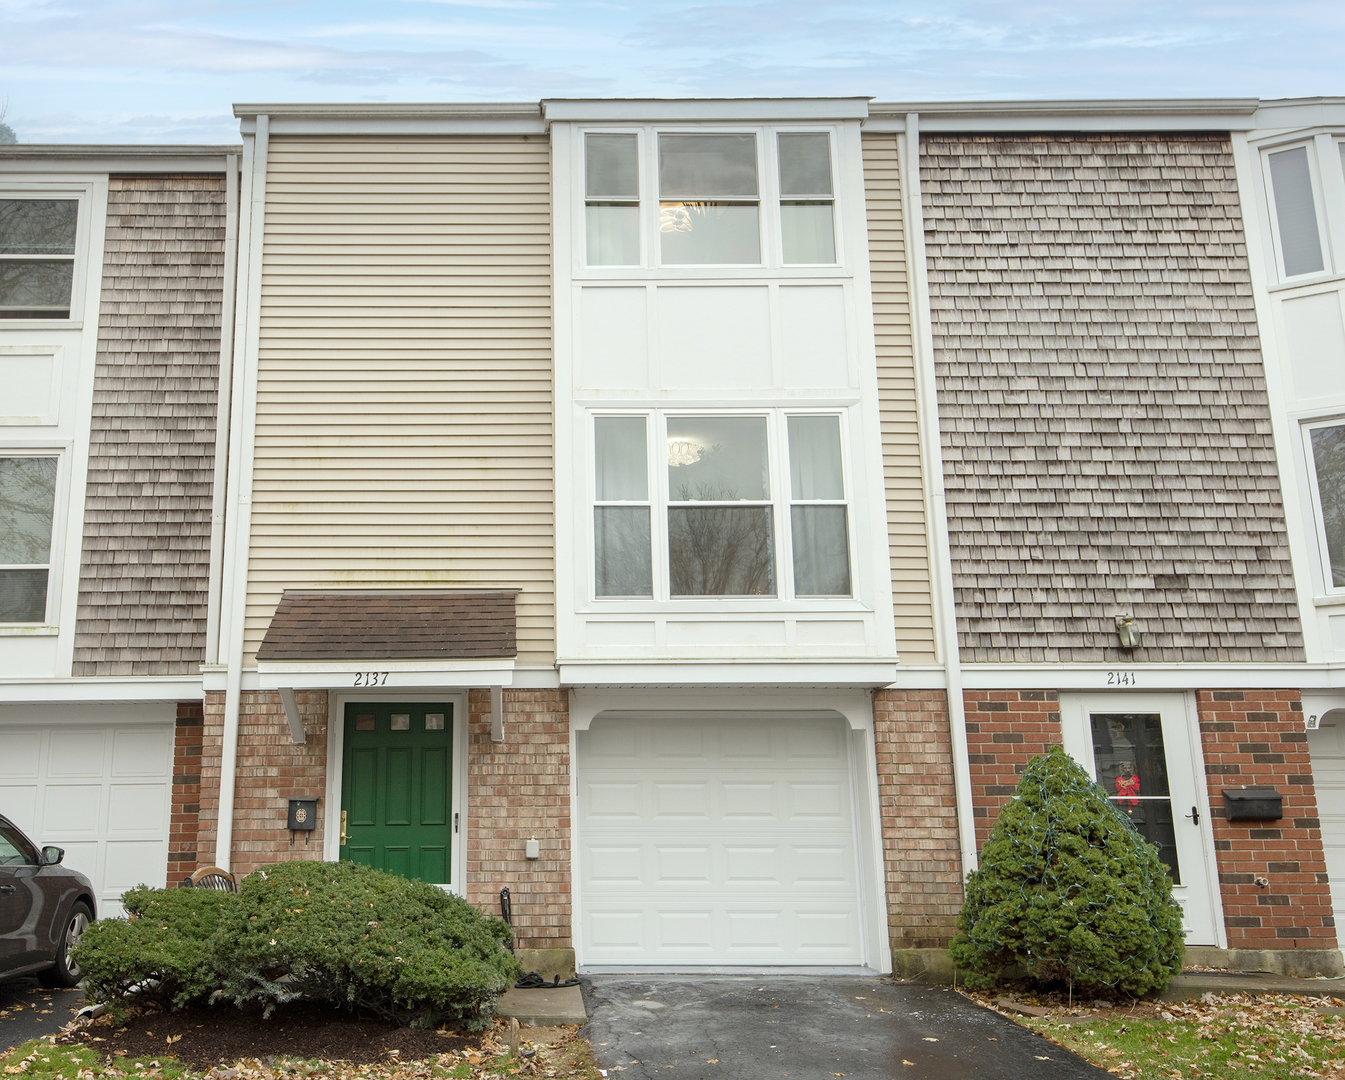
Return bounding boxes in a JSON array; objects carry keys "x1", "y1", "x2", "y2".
[{"x1": 581, "y1": 975, "x2": 1108, "y2": 1080}]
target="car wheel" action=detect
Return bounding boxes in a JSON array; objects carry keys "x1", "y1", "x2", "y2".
[{"x1": 39, "y1": 901, "x2": 91, "y2": 988}]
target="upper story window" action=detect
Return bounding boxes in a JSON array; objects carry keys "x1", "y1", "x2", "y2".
[
  {"x1": 583, "y1": 128, "x2": 838, "y2": 270},
  {"x1": 592, "y1": 411, "x2": 852, "y2": 601},
  {"x1": 0, "y1": 455, "x2": 58, "y2": 623},
  {"x1": 1267, "y1": 145, "x2": 1327, "y2": 278},
  {"x1": 0, "y1": 199, "x2": 79, "y2": 319}
]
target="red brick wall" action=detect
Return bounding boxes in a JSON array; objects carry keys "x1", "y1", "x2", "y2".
[
  {"x1": 1197, "y1": 689, "x2": 1337, "y2": 950},
  {"x1": 465, "y1": 688, "x2": 571, "y2": 948},
  {"x1": 169, "y1": 701, "x2": 204, "y2": 883},
  {"x1": 873, "y1": 688, "x2": 965, "y2": 948},
  {"x1": 964, "y1": 690, "x2": 1063, "y2": 848},
  {"x1": 196, "y1": 690, "x2": 329, "y2": 873}
]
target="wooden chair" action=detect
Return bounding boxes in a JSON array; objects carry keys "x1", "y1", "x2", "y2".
[{"x1": 183, "y1": 865, "x2": 239, "y2": 892}]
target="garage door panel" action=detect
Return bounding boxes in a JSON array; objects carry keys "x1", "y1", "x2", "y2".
[
  {"x1": 112, "y1": 730, "x2": 173, "y2": 775},
  {"x1": 104, "y1": 840, "x2": 170, "y2": 894},
  {"x1": 579, "y1": 715, "x2": 864, "y2": 965},
  {"x1": 1309, "y1": 721, "x2": 1345, "y2": 933},
  {"x1": 0, "y1": 735, "x2": 41, "y2": 777},
  {"x1": 1, "y1": 787, "x2": 38, "y2": 830},
  {"x1": 108, "y1": 784, "x2": 168, "y2": 832},
  {"x1": 44, "y1": 785, "x2": 104, "y2": 832},
  {"x1": 46, "y1": 731, "x2": 107, "y2": 777}
]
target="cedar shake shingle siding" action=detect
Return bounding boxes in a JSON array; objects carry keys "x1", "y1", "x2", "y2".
[
  {"x1": 72, "y1": 175, "x2": 226, "y2": 676},
  {"x1": 922, "y1": 134, "x2": 1304, "y2": 664}
]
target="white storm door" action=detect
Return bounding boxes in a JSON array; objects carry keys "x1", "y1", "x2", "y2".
[
  {"x1": 1061, "y1": 693, "x2": 1221, "y2": 946},
  {"x1": 577, "y1": 715, "x2": 864, "y2": 966}
]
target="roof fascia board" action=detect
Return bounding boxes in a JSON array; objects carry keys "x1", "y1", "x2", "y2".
[
  {"x1": 0, "y1": 147, "x2": 238, "y2": 173},
  {"x1": 235, "y1": 102, "x2": 545, "y2": 136},
  {"x1": 1253, "y1": 99, "x2": 1345, "y2": 133},
  {"x1": 543, "y1": 98, "x2": 870, "y2": 122},
  {"x1": 870, "y1": 98, "x2": 1260, "y2": 132}
]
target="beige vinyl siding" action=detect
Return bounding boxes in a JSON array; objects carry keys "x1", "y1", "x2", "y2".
[
  {"x1": 862, "y1": 132, "x2": 935, "y2": 664},
  {"x1": 245, "y1": 135, "x2": 555, "y2": 666}
]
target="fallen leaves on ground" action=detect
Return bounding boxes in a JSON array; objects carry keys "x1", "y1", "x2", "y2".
[{"x1": 961, "y1": 987, "x2": 1345, "y2": 1080}]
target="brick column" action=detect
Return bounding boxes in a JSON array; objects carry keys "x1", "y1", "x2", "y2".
[
  {"x1": 466, "y1": 688, "x2": 572, "y2": 948},
  {"x1": 873, "y1": 688, "x2": 964, "y2": 948},
  {"x1": 1198, "y1": 689, "x2": 1337, "y2": 950},
  {"x1": 168, "y1": 701, "x2": 204, "y2": 884},
  {"x1": 964, "y1": 690, "x2": 1063, "y2": 848}
]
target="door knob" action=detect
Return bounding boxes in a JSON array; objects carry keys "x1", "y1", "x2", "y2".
[
  {"x1": 1185, "y1": 805, "x2": 1200, "y2": 826},
  {"x1": 340, "y1": 810, "x2": 349, "y2": 845}
]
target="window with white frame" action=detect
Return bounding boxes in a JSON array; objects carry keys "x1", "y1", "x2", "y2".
[
  {"x1": 0, "y1": 199, "x2": 79, "y2": 319},
  {"x1": 1305, "y1": 418, "x2": 1345, "y2": 590},
  {"x1": 592, "y1": 411, "x2": 852, "y2": 600},
  {"x1": 583, "y1": 129, "x2": 837, "y2": 269},
  {"x1": 0, "y1": 455, "x2": 59, "y2": 623}
]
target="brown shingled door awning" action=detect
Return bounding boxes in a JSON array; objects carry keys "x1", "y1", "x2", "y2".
[{"x1": 257, "y1": 590, "x2": 519, "y2": 663}]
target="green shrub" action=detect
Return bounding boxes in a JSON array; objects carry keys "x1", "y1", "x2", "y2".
[
  {"x1": 948, "y1": 746, "x2": 1185, "y2": 997},
  {"x1": 74, "y1": 886, "x2": 234, "y2": 1011},
  {"x1": 214, "y1": 861, "x2": 519, "y2": 1029}
]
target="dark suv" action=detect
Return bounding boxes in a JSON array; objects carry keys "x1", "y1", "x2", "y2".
[{"x1": 0, "y1": 814, "x2": 97, "y2": 987}]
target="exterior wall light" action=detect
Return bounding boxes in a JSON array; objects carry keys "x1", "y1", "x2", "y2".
[{"x1": 1115, "y1": 615, "x2": 1140, "y2": 650}]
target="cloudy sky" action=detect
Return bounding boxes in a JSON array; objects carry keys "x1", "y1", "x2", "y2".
[{"x1": 1, "y1": 0, "x2": 1342, "y2": 143}]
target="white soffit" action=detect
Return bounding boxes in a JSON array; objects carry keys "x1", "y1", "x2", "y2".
[
  {"x1": 0, "y1": 677, "x2": 203, "y2": 704},
  {"x1": 867, "y1": 98, "x2": 1261, "y2": 133},
  {"x1": 1253, "y1": 97, "x2": 1345, "y2": 134},
  {"x1": 558, "y1": 659, "x2": 899, "y2": 688}
]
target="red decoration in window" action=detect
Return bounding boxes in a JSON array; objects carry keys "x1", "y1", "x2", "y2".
[{"x1": 1115, "y1": 774, "x2": 1140, "y2": 807}]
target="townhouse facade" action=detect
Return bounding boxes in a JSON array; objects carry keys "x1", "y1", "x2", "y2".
[
  {"x1": 0, "y1": 144, "x2": 237, "y2": 915},
  {"x1": 3, "y1": 96, "x2": 1344, "y2": 978}
]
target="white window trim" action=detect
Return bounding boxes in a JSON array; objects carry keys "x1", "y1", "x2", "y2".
[
  {"x1": 1257, "y1": 134, "x2": 1345, "y2": 290},
  {"x1": 587, "y1": 407, "x2": 858, "y2": 606},
  {"x1": 575, "y1": 123, "x2": 846, "y2": 278},
  {"x1": 0, "y1": 184, "x2": 96, "y2": 330},
  {"x1": 1301, "y1": 414, "x2": 1345, "y2": 597},
  {"x1": 0, "y1": 445, "x2": 71, "y2": 632}
]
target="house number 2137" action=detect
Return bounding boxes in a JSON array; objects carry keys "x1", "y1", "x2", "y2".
[
  {"x1": 353, "y1": 672, "x2": 389, "y2": 686},
  {"x1": 1107, "y1": 671, "x2": 1137, "y2": 686}
]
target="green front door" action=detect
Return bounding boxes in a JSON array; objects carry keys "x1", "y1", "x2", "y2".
[{"x1": 340, "y1": 702, "x2": 453, "y2": 883}]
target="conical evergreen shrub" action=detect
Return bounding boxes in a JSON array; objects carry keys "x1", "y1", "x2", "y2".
[{"x1": 948, "y1": 745, "x2": 1184, "y2": 997}]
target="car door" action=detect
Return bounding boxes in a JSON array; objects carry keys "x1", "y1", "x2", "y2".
[{"x1": 0, "y1": 817, "x2": 44, "y2": 972}]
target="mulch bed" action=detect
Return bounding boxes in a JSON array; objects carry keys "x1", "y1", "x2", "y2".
[{"x1": 60, "y1": 1003, "x2": 481, "y2": 1068}]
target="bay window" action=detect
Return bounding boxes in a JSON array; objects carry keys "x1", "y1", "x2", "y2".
[
  {"x1": 592, "y1": 411, "x2": 852, "y2": 601},
  {"x1": 0, "y1": 455, "x2": 58, "y2": 623},
  {"x1": 658, "y1": 134, "x2": 761, "y2": 265}
]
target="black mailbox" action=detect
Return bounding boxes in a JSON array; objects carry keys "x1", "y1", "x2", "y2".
[
  {"x1": 1221, "y1": 787, "x2": 1283, "y2": 821},
  {"x1": 287, "y1": 798, "x2": 318, "y2": 831}
]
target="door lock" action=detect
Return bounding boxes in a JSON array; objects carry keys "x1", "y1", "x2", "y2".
[
  {"x1": 340, "y1": 810, "x2": 349, "y2": 845},
  {"x1": 1185, "y1": 805, "x2": 1200, "y2": 826}
]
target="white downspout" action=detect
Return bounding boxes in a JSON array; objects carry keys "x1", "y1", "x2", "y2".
[
  {"x1": 901, "y1": 113, "x2": 978, "y2": 876},
  {"x1": 205, "y1": 155, "x2": 240, "y2": 665},
  {"x1": 216, "y1": 115, "x2": 269, "y2": 870}
]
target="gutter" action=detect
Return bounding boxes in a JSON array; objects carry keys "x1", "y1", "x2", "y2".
[
  {"x1": 204, "y1": 155, "x2": 240, "y2": 665},
  {"x1": 215, "y1": 115, "x2": 269, "y2": 870},
  {"x1": 898, "y1": 113, "x2": 979, "y2": 877}
]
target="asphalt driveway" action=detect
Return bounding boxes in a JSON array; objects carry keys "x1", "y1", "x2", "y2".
[
  {"x1": 581, "y1": 975, "x2": 1109, "y2": 1080},
  {"x1": 0, "y1": 977, "x2": 83, "y2": 1054}
]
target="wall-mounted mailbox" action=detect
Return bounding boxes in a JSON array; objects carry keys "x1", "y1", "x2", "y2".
[
  {"x1": 1221, "y1": 787, "x2": 1283, "y2": 821},
  {"x1": 287, "y1": 798, "x2": 318, "y2": 831}
]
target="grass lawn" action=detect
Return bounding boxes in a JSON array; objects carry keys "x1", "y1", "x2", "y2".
[
  {"x1": 0, "y1": 1026, "x2": 604, "y2": 1080},
  {"x1": 972, "y1": 991, "x2": 1345, "y2": 1080}
]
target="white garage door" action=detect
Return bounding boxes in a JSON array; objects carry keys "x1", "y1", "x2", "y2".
[
  {"x1": 0, "y1": 722, "x2": 174, "y2": 917},
  {"x1": 1309, "y1": 716, "x2": 1345, "y2": 931},
  {"x1": 577, "y1": 715, "x2": 864, "y2": 966}
]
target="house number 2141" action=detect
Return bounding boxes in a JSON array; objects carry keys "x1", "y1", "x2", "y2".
[
  {"x1": 1107, "y1": 671, "x2": 1137, "y2": 686},
  {"x1": 353, "y1": 672, "x2": 389, "y2": 686}
]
